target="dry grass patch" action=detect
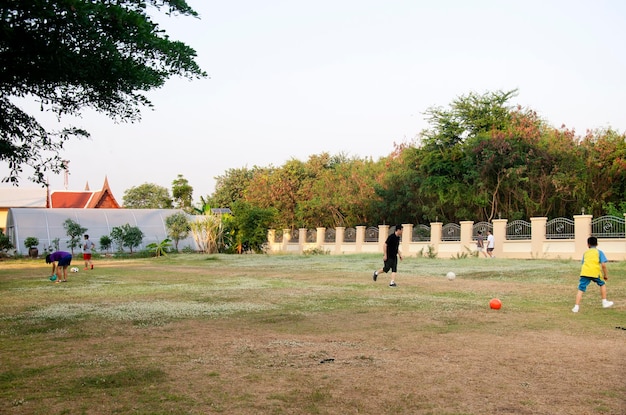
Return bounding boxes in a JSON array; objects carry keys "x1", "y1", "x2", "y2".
[{"x1": 1, "y1": 254, "x2": 625, "y2": 414}]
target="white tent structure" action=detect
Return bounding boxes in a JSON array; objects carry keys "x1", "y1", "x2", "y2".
[{"x1": 6, "y1": 208, "x2": 198, "y2": 255}]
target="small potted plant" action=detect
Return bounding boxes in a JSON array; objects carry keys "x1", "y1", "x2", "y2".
[{"x1": 24, "y1": 237, "x2": 40, "y2": 258}]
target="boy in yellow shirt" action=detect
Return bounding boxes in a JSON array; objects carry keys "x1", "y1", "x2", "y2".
[{"x1": 572, "y1": 236, "x2": 614, "y2": 313}]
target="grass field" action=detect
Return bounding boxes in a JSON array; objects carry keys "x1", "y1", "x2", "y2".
[{"x1": 1, "y1": 254, "x2": 625, "y2": 414}]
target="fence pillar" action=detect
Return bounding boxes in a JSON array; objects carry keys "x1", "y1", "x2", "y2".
[
  {"x1": 530, "y1": 217, "x2": 547, "y2": 257},
  {"x1": 316, "y1": 227, "x2": 326, "y2": 248},
  {"x1": 298, "y1": 228, "x2": 307, "y2": 253},
  {"x1": 267, "y1": 229, "x2": 276, "y2": 253},
  {"x1": 282, "y1": 229, "x2": 290, "y2": 252},
  {"x1": 574, "y1": 215, "x2": 592, "y2": 259},
  {"x1": 492, "y1": 219, "x2": 507, "y2": 257},
  {"x1": 430, "y1": 222, "x2": 442, "y2": 253},
  {"x1": 460, "y1": 221, "x2": 474, "y2": 252},
  {"x1": 401, "y1": 223, "x2": 413, "y2": 256},
  {"x1": 356, "y1": 226, "x2": 366, "y2": 253},
  {"x1": 335, "y1": 227, "x2": 345, "y2": 254},
  {"x1": 378, "y1": 225, "x2": 390, "y2": 252}
]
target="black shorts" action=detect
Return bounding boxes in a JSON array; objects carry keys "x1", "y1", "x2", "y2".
[
  {"x1": 58, "y1": 255, "x2": 72, "y2": 267},
  {"x1": 382, "y1": 256, "x2": 398, "y2": 273}
]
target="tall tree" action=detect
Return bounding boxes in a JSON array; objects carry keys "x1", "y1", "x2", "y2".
[
  {"x1": 296, "y1": 154, "x2": 383, "y2": 227},
  {"x1": 580, "y1": 128, "x2": 626, "y2": 216},
  {"x1": 229, "y1": 201, "x2": 277, "y2": 253},
  {"x1": 415, "y1": 90, "x2": 520, "y2": 222},
  {"x1": 244, "y1": 161, "x2": 307, "y2": 229},
  {"x1": 172, "y1": 174, "x2": 193, "y2": 213},
  {"x1": 0, "y1": 1, "x2": 206, "y2": 185},
  {"x1": 165, "y1": 212, "x2": 191, "y2": 252},
  {"x1": 110, "y1": 223, "x2": 144, "y2": 254},
  {"x1": 63, "y1": 218, "x2": 87, "y2": 254},
  {"x1": 208, "y1": 167, "x2": 256, "y2": 209},
  {"x1": 123, "y1": 183, "x2": 173, "y2": 209}
]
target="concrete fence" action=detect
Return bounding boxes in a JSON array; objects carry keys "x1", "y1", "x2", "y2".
[{"x1": 267, "y1": 215, "x2": 626, "y2": 261}]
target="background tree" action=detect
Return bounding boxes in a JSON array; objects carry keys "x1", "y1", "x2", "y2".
[
  {"x1": 374, "y1": 145, "x2": 430, "y2": 225},
  {"x1": 63, "y1": 218, "x2": 87, "y2": 254},
  {"x1": 99, "y1": 235, "x2": 112, "y2": 254},
  {"x1": 172, "y1": 174, "x2": 194, "y2": 213},
  {"x1": 243, "y1": 162, "x2": 302, "y2": 229},
  {"x1": 110, "y1": 224, "x2": 144, "y2": 254},
  {"x1": 123, "y1": 183, "x2": 173, "y2": 209},
  {"x1": 295, "y1": 153, "x2": 383, "y2": 227},
  {"x1": 50, "y1": 237, "x2": 60, "y2": 253},
  {"x1": 203, "y1": 90, "x2": 626, "y2": 228},
  {"x1": 110, "y1": 227, "x2": 125, "y2": 252},
  {"x1": 580, "y1": 128, "x2": 626, "y2": 216},
  {"x1": 0, "y1": 1, "x2": 206, "y2": 185},
  {"x1": 165, "y1": 212, "x2": 191, "y2": 252},
  {"x1": 207, "y1": 167, "x2": 256, "y2": 209},
  {"x1": 228, "y1": 201, "x2": 277, "y2": 253}
]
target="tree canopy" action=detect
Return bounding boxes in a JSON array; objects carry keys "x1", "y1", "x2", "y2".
[
  {"x1": 203, "y1": 90, "x2": 626, "y2": 227},
  {"x1": 123, "y1": 182, "x2": 173, "y2": 209},
  {"x1": 172, "y1": 174, "x2": 193, "y2": 213},
  {"x1": 0, "y1": 0, "x2": 206, "y2": 184}
]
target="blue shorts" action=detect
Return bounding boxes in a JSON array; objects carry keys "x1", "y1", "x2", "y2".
[
  {"x1": 58, "y1": 255, "x2": 73, "y2": 267},
  {"x1": 578, "y1": 276, "x2": 605, "y2": 292}
]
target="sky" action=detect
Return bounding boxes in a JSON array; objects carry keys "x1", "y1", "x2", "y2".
[{"x1": 4, "y1": 0, "x2": 626, "y2": 204}]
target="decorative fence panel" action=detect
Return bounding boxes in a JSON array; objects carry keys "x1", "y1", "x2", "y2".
[
  {"x1": 506, "y1": 220, "x2": 531, "y2": 240},
  {"x1": 344, "y1": 227, "x2": 356, "y2": 242},
  {"x1": 412, "y1": 225, "x2": 431, "y2": 242},
  {"x1": 473, "y1": 222, "x2": 492, "y2": 237},
  {"x1": 591, "y1": 216, "x2": 625, "y2": 238},
  {"x1": 289, "y1": 229, "x2": 299, "y2": 243},
  {"x1": 306, "y1": 229, "x2": 316, "y2": 243},
  {"x1": 441, "y1": 223, "x2": 461, "y2": 241},
  {"x1": 365, "y1": 226, "x2": 379, "y2": 242},
  {"x1": 546, "y1": 218, "x2": 574, "y2": 239},
  {"x1": 324, "y1": 228, "x2": 336, "y2": 243}
]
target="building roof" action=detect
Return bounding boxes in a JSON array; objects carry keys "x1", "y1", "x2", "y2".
[
  {"x1": 50, "y1": 177, "x2": 121, "y2": 208},
  {"x1": 211, "y1": 208, "x2": 232, "y2": 215}
]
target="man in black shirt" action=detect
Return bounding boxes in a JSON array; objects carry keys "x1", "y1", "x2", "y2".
[{"x1": 373, "y1": 224, "x2": 403, "y2": 287}]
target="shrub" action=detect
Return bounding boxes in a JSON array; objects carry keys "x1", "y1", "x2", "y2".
[
  {"x1": 0, "y1": 229, "x2": 13, "y2": 252},
  {"x1": 303, "y1": 247, "x2": 329, "y2": 255},
  {"x1": 24, "y1": 237, "x2": 39, "y2": 248},
  {"x1": 100, "y1": 235, "x2": 112, "y2": 253}
]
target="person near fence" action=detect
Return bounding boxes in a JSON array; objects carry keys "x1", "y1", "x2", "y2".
[
  {"x1": 486, "y1": 230, "x2": 495, "y2": 258},
  {"x1": 372, "y1": 224, "x2": 403, "y2": 287},
  {"x1": 572, "y1": 236, "x2": 614, "y2": 313},
  {"x1": 476, "y1": 230, "x2": 488, "y2": 258}
]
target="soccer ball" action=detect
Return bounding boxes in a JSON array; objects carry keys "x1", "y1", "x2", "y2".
[
  {"x1": 446, "y1": 271, "x2": 456, "y2": 281},
  {"x1": 70, "y1": 267, "x2": 79, "y2": 273},
  {"x1": 489, "y1": 298, "x2": 502, "y2": 310},
  {"x1": 49, "y1": 274, "x2": 57, "y2": 281}
]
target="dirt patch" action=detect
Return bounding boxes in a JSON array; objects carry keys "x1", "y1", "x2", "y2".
[{"x1": 45, "y1": 309, "x2": 621, "y2": 415}]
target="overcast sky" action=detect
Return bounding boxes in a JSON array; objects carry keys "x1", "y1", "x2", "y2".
[{"x1": 4, "y1": 0, "x2": 626, "y2": 203}]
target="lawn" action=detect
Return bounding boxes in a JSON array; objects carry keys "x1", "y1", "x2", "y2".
[{"x1": 1, "y1": 254, "x2": 624, "y2": 414}]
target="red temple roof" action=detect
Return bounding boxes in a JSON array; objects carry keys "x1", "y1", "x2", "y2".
[{"x1": 50, "y1": 177, "x2": 121, "y2": 209}]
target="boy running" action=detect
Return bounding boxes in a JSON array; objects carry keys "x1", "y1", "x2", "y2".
[{"x1": 572, "y1": 236, "x2": 614, "y2": 313}]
